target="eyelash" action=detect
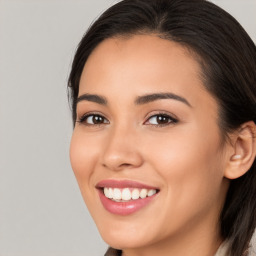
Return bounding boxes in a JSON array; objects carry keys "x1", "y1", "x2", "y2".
[
  {"x1": 77, "y1": 112, "x2": 109, "y2": 126},
  {"x1": 145, "y1": 112, "x2": 178, "y2": 127},
  {"x1": 76, "y1": 112, "x2": 178, "y2": 127}
]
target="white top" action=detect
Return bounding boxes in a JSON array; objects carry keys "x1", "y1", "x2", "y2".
[
  {"x1": 214, "y1": 241, "x2": 256, "y2": 256},
  {"x1": 105, "y1": 241, "x2": 256, "y2": 256},
  {"x1": 214, "y1": 242, "x2": 229, "y2": 256}
]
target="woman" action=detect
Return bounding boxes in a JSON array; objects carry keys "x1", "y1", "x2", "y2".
[{"x1": 68, "y1": 0, "x2": 256, "y2": 255}]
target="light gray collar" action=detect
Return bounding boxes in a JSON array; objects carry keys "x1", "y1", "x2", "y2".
[{"x1": 214, "y1": 241, "x2": 230, "y2": 256}]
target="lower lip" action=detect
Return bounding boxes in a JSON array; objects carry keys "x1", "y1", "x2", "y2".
[{"x1": 98, "y1": 190, "x2": 158, "y2": 216}]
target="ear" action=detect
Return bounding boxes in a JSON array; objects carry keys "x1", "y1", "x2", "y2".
[{"x1": 224, "y1": 121, "x2": 256, "y2": 180}]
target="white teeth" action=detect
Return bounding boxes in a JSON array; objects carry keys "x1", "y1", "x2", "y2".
[
  {"x1": 140, "y1": 188, "x2": 147, "y2": 199},
  {"x1": 122, "y1": 188, "x2": 132, "y2": 201},
  {"x1": 147, "y1": 189, "x2": 157, "y2": 197},
  {"x1": 113, "y1": 188, "x2": 122, "y2": 200},
  {"x1": 131, "y1": 189, "x2": 140, "y2": 200},
  {"x1": 108, "y1": 188, "x2": 113, "y2": 199},
  {"x1": 104, "y1": 187, "x2": 109, "y2": 198},
  {"x1": 103, "y1": 187, "x2": 158, "y2": 201}
]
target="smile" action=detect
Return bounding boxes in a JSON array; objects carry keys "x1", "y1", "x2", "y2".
[
  {"x1": 96, "y1": 180, "x2": 160, "y2": 215},
  {"x1": 103, "y1": 187, "x2": 157, "y2": 201}
]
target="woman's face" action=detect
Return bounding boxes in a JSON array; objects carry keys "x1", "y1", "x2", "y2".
[{"x1": 70, "y1": 35, "x2": 229, "y2": 251}]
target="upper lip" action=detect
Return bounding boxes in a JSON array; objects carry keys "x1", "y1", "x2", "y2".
[{"x1": 96, "y1": 179, "x2": 159, "y2": 190}]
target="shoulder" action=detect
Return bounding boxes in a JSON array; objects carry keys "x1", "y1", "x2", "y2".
[
  {"x1": 104, "y1": 247, "x2": 122, "y2": 256},
  {"x1": 215, "y1": 241, "x2": 256, "y2": 256},
  {"x1": 214, "y1": 241, "x2": 230, "y2": 256}
]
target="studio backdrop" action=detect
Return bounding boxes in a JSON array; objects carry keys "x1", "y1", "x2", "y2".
[{"x1": 0, "y1": 0, "x2": 255, "y2": 255}]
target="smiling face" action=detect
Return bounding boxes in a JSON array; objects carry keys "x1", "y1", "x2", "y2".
[{"x1": 70, "y1": 35, "x2": 230, "y2": 254}]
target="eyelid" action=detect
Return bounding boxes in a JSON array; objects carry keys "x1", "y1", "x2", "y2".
[
  {"x1": 76, "y1": 111, "x2": 110, "y2": 125},
  {"x1": 144, "y1": 111, "x2": 178, "y2": 126},
  {"x1": 76, "y1": 111, "x2": 178, "y2": 127}
]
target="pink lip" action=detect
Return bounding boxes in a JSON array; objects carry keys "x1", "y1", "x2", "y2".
[
  {"x1": 96, "y1": 179, "x2": 159, "y2": 216},
  {"x1": 96, "y1": 179, "x2": 158, "y2": 190}
]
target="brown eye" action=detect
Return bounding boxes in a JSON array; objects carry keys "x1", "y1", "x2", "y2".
[
  {"x1": 156, "y1": 115, "x2": 170, "y2": 124},
  {"x1": 91, "y1": 115, "x2": 105, "y2": 124},
  {"x1": 79, "y1": 114, "x2": 109, "y2": 125},
  {"x1": 146, "y1": 114, "x2": 178, "y2": 126}
]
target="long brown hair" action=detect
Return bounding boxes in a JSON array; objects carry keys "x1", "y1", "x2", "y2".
[{"x1": 68, "y1": 1, "x2": 256, "y2": 255}]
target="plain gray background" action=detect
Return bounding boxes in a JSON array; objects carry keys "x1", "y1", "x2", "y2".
[{"x1": 0, "y1": 0, "x2": 255, "y2": 255}]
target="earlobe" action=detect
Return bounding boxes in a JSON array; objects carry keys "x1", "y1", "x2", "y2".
[{"x1": 224, "y1": 121, "x2": 256, "y2": 180}]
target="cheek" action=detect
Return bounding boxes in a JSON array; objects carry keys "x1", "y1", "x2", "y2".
[
  {"x1": 69, "y1": 130, "x2": 99, "y2": 189},
  {"x1": 70, "y1": 130, "x2": 108, "y2": 224},
  {"x1": 145, "y1": 126, "x2": 224, "y2": 211}
]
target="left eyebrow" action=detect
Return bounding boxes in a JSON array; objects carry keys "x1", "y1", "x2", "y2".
[
  {"x1": 135, "y1": 93, "x2": 192, "y2": 107},
  {"x1": 76, "y1": 93, "x2": 108, "y2": 105}
]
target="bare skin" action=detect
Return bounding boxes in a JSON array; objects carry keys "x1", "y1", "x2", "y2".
[{"x1": 70, "y1": 35, "x2": 255, "y2": 256}]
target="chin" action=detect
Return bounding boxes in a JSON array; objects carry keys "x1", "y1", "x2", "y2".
[
  {"x1": 102, "y1": 233, "x2": 150, "y2": 250},
  {"x1": 96, "y1": 220, "x2": 155, "y2": 250}
]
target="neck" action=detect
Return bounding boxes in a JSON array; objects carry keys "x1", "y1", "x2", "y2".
[{"x1": 121, "y1": 215, "x2": 223, "y2": 256}]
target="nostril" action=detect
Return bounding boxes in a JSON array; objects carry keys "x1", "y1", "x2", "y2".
[
  {"x1": 120, "y1": 163, "x2": 132, "y2": 167},
  {"x1": 101, "y1": 145, "x2": 144, "y2": 171}
]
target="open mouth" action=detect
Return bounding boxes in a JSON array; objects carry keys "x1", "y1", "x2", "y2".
[
  {"x1": 96, "y1": 180, "x2": 160, "y2": 215},
  {"x1": 102, "y1": 187, "x2": 159, "y2": 202}
]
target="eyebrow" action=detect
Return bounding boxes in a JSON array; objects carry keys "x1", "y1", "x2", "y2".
[
  {"x1": 76, "y1": 92, "x2": 191, "y2": 107},
  {"x1": 76, "y1": 93, "x2": 107, "y2": 105},
  {"x1": 135, "y1": 93, "x2": 192, "y2": 107}
]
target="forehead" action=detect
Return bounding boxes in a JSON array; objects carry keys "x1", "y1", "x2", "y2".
[
  {"x1": 82, "y1": 34, "x2": 201, "y2": 82},
  {"x1": 79, "y1": 34, "x2": 217, "y2": 113}
]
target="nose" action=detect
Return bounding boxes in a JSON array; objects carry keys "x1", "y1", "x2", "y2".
[{"x1": 100, "y1": 126, "x2": 143, "y2": 172}]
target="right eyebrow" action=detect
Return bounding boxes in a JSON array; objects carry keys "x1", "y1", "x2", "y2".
[
  {"x1": 76, "y1": 93, "x2": 108, "y2": 105},
  {"x1": 135, "y1": 92, "x2": 192, "y2": 107}
]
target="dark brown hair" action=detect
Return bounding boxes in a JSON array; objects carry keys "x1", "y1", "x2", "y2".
[{"x1": 68, "y1": 0, "x2": 256, "y2": 255}]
